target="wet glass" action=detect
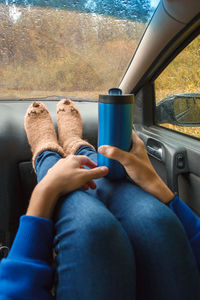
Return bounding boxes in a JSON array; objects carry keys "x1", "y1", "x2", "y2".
[
  {"x1": 0, "y1": 1, "x2": 157, "y2": 100},
  {"x1": 155, "y1": 34, "x2": 200, "y2": 139},
  {"x1": 174, "y1": 97, "x2": 200, "y2": 125}
]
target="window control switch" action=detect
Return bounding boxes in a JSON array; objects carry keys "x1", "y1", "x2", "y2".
[{"x1": 176, "y1": 153, "x2": 185, "y2": 169}]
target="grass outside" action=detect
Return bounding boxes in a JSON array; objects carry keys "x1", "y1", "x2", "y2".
[
  {"x1": 159, "y1": 123, "x2": 200, "y2": 139},
  {"x1": 155, "y1": 34, "x2": 200, "y2": 139}
]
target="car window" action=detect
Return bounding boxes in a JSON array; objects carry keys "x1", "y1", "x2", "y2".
[
  {"x1": 155, "y1": 34, "x2": 200, "y2": 139},
  {"x1": 0, "y1": 1, "x2": 157, "y2": 101}
]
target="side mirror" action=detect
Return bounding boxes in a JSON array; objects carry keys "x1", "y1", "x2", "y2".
[{"x1": 155, "y1": 93, "x2": 200, "y2": 126}]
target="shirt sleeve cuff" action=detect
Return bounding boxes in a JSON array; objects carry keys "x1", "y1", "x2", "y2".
[
  {"x1": 7, "y1": 215, "x2": 54, "y2": 264},
  {"x1": 169, "y1": 196, "x2": 200, "y2": 240}
]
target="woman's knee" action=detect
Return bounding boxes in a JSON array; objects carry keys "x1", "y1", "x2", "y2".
[
  {"x1": 123, "y1": 195, "x2": 188, "y2": 251},
  {"x1": 54, "y1": 190, "x2": 133, "y2": 254},
  {"x1": 54, "y1": 190, "x2": 135, "y2": 287},
  {"x1": 54, "y1": 191, "x2": 136, "y2": 300}
]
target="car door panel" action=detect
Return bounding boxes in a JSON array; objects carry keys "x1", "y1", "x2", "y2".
[
  {"x1": 135, "y1": 123, "x2": 200, "y2": 216},
  {"x1": 178, "y1": 173, "x2": 200, "y2": 215}
]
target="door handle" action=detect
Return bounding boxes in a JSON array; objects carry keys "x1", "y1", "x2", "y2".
[{"x1": 146, "y1": 144, "x2": 163, "y2": 160}]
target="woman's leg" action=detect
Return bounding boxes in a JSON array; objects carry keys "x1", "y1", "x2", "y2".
[
  {"x1": 55, "y1": 99, "x2": 200, "y2": 298},
  {"x1": 35, "y1": 150, "x2": 61, "y2": 182},
  {"x1": 25, "y1": 102, "x2": 136, "y2": 300},
  {"x1": 35, "y1": 150, "x2": 136, "y2": 300},
  {"x1": 76, "y1": 146, "x2": 200, "y2": 300},
  {"x1": 54, "y1": 190, "x2": 136, "y2": 300},
  {"x1": 108, "y1": 183, "x2": 200, "y2": 300}
]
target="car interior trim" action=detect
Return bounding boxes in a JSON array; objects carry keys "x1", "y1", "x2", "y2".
[
  {"x1": 120, "y1": 0, "x2": 200, "y2": 94},
  {"x1": 162, "y1": 0, "x2": 186, "y2": 25},
  {"x1": 131, "y1": 14, "x2": 200, "y2": 95},
  {"x1": 119, "y1": 1, "x2": 184, "y2": 93},
  {"x1": 163, "y1": 0, "x2": 200, "y2": 24}
]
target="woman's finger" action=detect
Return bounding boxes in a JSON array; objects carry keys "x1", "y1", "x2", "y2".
[
  {"x1": 88, "y1": 179, "x2": 97, "y2": 189},
  {"x1": 83, "y1": 183, "x2": 90, "y2": 190},
  {"x1": 83, "y1": 166, "x2": 109, "y2": 181},
  {"x1": 75, "y1": 155, "x2": 97, "y2": 169},
  {"x1": 83, "y1": 180, "x2": 96, "y2": 190},
  {"x1": 130, "y1": 130, "x2": 145, "y2": 153},
  {"x1": 98, "y1": 145, "x2": 130, "y2": 166}
]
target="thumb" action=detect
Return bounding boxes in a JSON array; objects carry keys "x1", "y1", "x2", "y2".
[
  {"x1": 85, "y1": 166, "x2": 109, "y2": 181},
  {"x1": 98, "y1": 145, "x2": 129, "y2": 166}
]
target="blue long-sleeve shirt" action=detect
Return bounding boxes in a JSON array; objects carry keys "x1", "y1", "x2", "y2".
[
  {"x1": 0, "y1": 216, "x2": 54, "y2": 299},
  {"x1": 169, "y1": 196, "x2": 200, "y2": 268},
  {"x1": 0, "y1": 196, "x2": 199, "y2": 299}
]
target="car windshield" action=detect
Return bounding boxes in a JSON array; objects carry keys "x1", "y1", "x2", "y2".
[{"x1": 0, "y1": 0, "x2": 159, "y2": 100}]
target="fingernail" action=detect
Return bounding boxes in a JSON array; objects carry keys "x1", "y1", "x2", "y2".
[
  {"x1": 101, "y1": 167, "x2": 108, "y2": 172},
  {"x1": 99, "y1": 147, "x2": 106, "y2": 154}
]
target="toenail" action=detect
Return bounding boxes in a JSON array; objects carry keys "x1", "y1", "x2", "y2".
[
  {"x1": 33, "y1": 102, "x2": 40, "y2": 107},
  {"x1": 63, "y1": 99, "x2": 70, "y2": 105}
]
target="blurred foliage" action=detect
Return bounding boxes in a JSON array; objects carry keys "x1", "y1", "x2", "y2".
[
  {"x1": 0, "y1": 5, "x2": 146, "y2": 99},
  {"x1": 155, "y1": 34, "x2": 200, "y2": 138}
]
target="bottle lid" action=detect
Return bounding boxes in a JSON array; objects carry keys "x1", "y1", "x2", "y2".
[
  {"x1": 99, "y1": 88, "x2": 134, "y2": 104},
  {"x1": 109, "y1": 88, "x2": 122, "y2": 95}
]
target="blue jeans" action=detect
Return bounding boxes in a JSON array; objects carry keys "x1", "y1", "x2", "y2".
[{"x1": 36, "y1": 147, "x2": 200, "y2": 300}]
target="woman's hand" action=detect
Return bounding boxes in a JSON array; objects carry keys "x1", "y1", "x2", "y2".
[
  {"x1": 98, "y1": 130, "x2": 174, "y2": 204},
  {"x1": 26, "y1": 155, "x2": 108, "y2": 219},
  {"x1": 43, "y1": 155, "x2": 109, "y2": 196}
]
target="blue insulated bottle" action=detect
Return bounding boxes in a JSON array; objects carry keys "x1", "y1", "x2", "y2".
[{"x1": 98, "y1": 88, "x2": 134, "y2": 180}]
